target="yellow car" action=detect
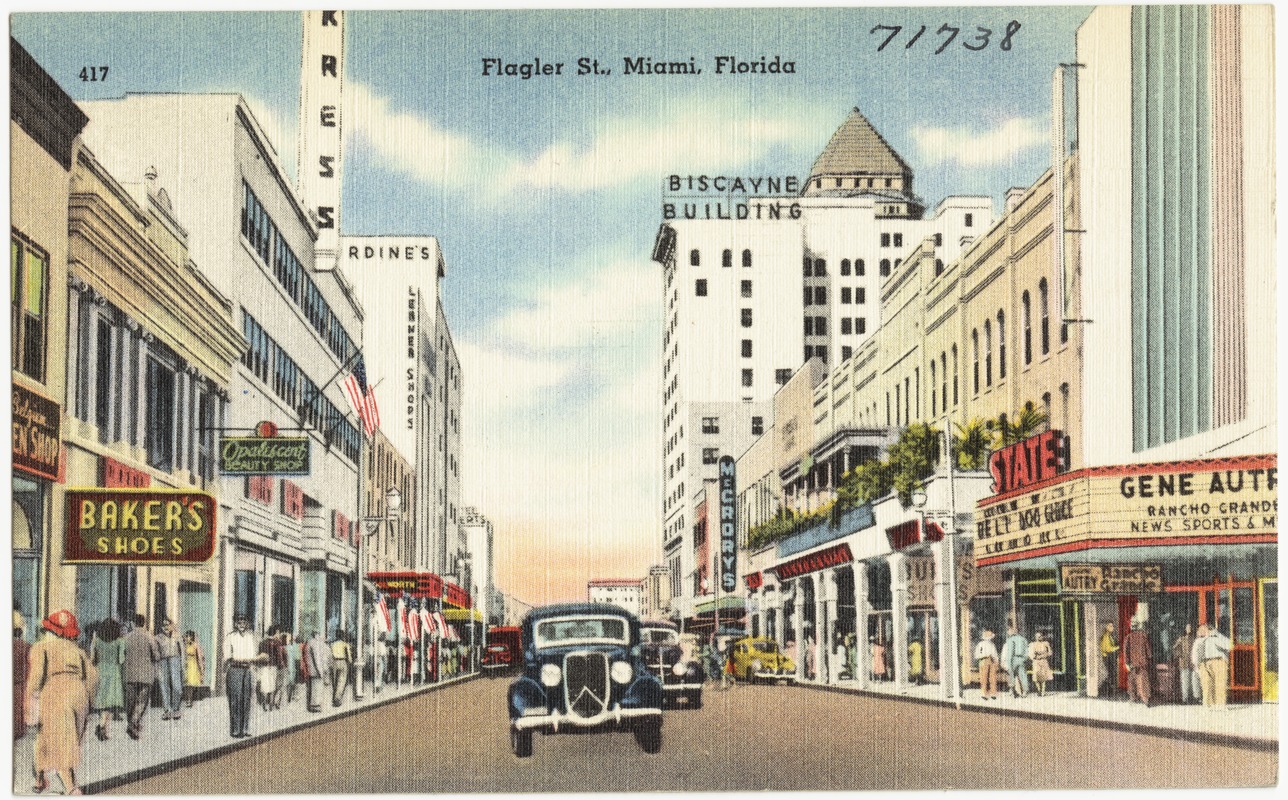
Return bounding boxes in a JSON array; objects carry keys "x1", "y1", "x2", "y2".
[{"x1": 729, "y1": 636, "x2": 796, "y2": 683}]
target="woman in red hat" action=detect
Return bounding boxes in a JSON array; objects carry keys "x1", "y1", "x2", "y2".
[{"x1": 26, "y1": 609, "x2": 99, "y2": 795}]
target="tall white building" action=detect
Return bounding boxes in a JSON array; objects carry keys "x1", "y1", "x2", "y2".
[
  {"x1": 651, "y1": 108, "x2": 993, "y2": 625},
  {"x1": 588, "y1": 579, "x2": 643, "y2": 618}
]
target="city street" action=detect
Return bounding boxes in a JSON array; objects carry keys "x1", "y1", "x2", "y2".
[{"x1": 104, "y1": 678, "x2": 1276, "y2": 793}]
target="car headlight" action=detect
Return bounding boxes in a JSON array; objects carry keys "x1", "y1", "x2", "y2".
[
  {"x1": 672, "y1": 661, "x2": 688, "y2": 676},
  {"x1": 611, "y1": 660, "x2": 634, "y2": 684},
  {"x1": 540, "y1": 663, "x2": 561, "y2": 687}
]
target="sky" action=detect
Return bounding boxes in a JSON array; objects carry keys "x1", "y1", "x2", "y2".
[{"x1": 11, "y1": 5, "x2": 1093, "y2": 606}]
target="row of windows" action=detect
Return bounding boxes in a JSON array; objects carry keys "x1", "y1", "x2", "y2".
[
  {"x1": 242, "y1": 311, "x2": 361, "y2": 464},
  {"x1": 690, "y1": 248, "x2": 753, "y2": 267},
  {"x1": 840, "y1": 287, "x2": 867, "y2": 304},
  {"x1": 839, "y1": 317, "x2": 868, "y2": 335},
  {"x1": 880, "y1": 232, "x2": 904, "y2": 248},
  {"x1": 804, "y1": 286, "x2": 827, "y2": 305},
  {"x1": 804, "y1": 345, "x2": 829, "y2": 362},
  {"x1": 804, "y1": 316, "x2": 828, "y2": 336},
  {"x1": 694, "y1": 279, "x2": 753, "y2": 298},
  {"x1": 241, "y1": 183, "x2": 357, "y2": 366}
]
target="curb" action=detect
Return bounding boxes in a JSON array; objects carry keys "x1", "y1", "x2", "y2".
[
  {"x1": 81, "y1": 673, "x2": 480, "y2": 795},
  {"x1": 799, "y1": 681, "x2": 1278, "y2": 753}
]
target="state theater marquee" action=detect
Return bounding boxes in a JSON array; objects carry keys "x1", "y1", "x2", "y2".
[{"x1": 974, "y1": 453, "x2": 1277, "y2": 567}]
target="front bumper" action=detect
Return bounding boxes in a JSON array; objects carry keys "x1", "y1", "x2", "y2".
[
  {"x1": 662, "y1": 682, "x2": 703, "y2": 693},
  {"x1": 754, "y1": 670, "x2": 796, "y2": 682},
  {"x1": 512, "y1": 705, "x2": 662, "y2": 732}
]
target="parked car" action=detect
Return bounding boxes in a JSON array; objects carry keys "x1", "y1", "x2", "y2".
[
  {"x1": 483, "y1": 625, "x2": 522, "y2": 675},
  {"x1": 639, "y1": 620, "x2": 704, "y2": 708},
  {"x1": 729, "y1": 636, "x2": 797, "y2": 683},
  {"x1": 507, "y1": 603, "x2": 664, "y2": 757}
]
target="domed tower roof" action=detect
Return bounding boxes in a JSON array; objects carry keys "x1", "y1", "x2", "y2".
[{"x1": 803, "y1": 108, "x2": 920, "y2": 216}]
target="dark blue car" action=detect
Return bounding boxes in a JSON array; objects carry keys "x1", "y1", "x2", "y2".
[{"x1": 507, "y1": 603, "x2": 664, "y2": 757}]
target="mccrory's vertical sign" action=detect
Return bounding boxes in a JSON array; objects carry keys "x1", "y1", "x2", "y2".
[
  {"x1": 297, "y1": 10, "x2": 344, "y2": 271},
  {"x1": 718, "y1": 456, "x2": 738, "y2": 593}
]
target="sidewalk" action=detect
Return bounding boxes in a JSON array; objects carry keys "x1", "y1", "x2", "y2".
[
  {"x1": 800, "y1": 676, "x2": 1278, "y2": 750},
  {"x1": 12, "y1": 672, "x2": 478, "y2": 795}
]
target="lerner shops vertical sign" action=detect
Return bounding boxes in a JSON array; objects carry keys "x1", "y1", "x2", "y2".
[
  {"x1": 718, "y1": 455, "x2": 738, "y2": 593},
  {"x1": 64, "y1": 489, "x2": 217, "y2": 563}
]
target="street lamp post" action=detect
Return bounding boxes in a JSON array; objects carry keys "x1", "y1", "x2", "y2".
[{"x1": 359, "y1": 487, "x2": 401, "y2": 699}]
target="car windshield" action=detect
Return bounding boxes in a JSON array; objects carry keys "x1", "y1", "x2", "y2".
[
  {"x1": 534, "y1": 616, "x2": 630, "y2": 648},
  {"x1": 751, "y1": 641, "x2": 779, "y2": 654},
  {"x1": 642, "y1": 627, "x2": 678, "y2": 645}
]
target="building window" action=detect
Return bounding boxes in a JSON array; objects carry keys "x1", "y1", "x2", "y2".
[
  {"x1": 802, "y1": 257, "x2": 812, "y2": 276},
  {"x1": 690, "y1": 249, "x2": 700, "y2": 266},
  {"x1": 741, "y1": 280, "x2": 752, "y2": 298},
  {"x1": 965, "y1": 213, "x2": 974, "y2": 227},
  {"x1": 1022, "y1": 290, "x2": 1032, "y2": 365},
  {"x1": 997, "y1": 311, "x2": 1007, "y2": 379},
  {"x1": 952, "y1": 345, "x2": 959, "y2": 406},
  {"x1": 742, "y1": 249, "x2": 752, "y2": 268},
  {"x1": 941, "y1": 352, "x2": 948, "y2": 413},
  {"x1": 702, "y1": 417, "x2": 719, "y2": 434},
  {"x1": 1039, "y1": 278, "x2": 1051, "y2": 355},
  {"x1": 145, "y1": 356, "x2": 176, "y2": 471},
  {"x1": 856, "y1": 259, "x2": 865, "y2": 276},
  {"x1": 841, "y1": 346, "x2": 852, "y2": 361},
  {"x1": 695, "y1": 279, "x2": 707, "y2": 296},
  {"x1": 804, "y1": 345, "x2": 814, "y2": 360},
  {"x1": 972, "y1": 329, "x2": 980, "y2": 395},
  {"x1": 935, "y1": 259, "x2": 944, "y2": 276},
  {"x1": 741, "y1": 339, "x2": 752, "y2": 358},
  {"x1": 814, "y1": 259, "x2": 827, "y2": 277},
  {"x1": 804, "y1": 317, "x2": 814, "y2": 336},
  {"x1": 722, "y1": 249, "x2": 732, "y2": 267},
  {"x1": 881, "y1": 233, "x2": 891, "y2": 247},
  {"x1": 841, "y1": 259, "x2": 851, "y2": 276},
  {"x1": 984, "y1": 320, "x2": 993, "y2": 387},
  {"x1": 934, "y1": 233, "x2": 943, "y2": 246},
  {"x1": 804, "y1": 287, "x2": 812, "y2": 306},
  {"x1": 893, "y1": 233, "x2": 903, "y2": 248},
  {"x1": 816, "y1": 346, "x2": 827, "y2": 362},
  {"x1": 752, "y1": 416, "x2": 764, "y2": 436},
  {"x1": 740, "y1": 308, "x2": 752, "y2": 327},
  {"x1": 841, "y1": 287, "x2": 852, "y2": 304},
  {"x1": 95, "y1": 318, "x2": 114, "y2": 439},
  {"x1": 775, "y1": 369, "x2": 792, "y2": 385},
  {"x1": 702, "y1": 448, "x2": 719, "y2": 464},
  {"x1": 741, "y1": 369, "x2": 753, "y2": 388},
  {"x1": 931, "y1": 361, "x2": 938, "y2": 416},
  {"x1": 880, "y1": 259, "x2": 891, "y2": 277},
  {"x1": 857, "y1": 288, "x2": 866, "y2": 304},
  {"x1": 11, "y1": 236, "x2": 49, "y2": 382},
  {"x1": 841, "y1": 318, "x2": 852, "y2": 335},
  {"x1": 814, "y1": 286, "x2": 826, "y2": 305},
  {"x1": 816, "y1": 316, "x2": 827, "y2": 336},
  {"x1": 856, "y1": 318, "x2": 866, "y2": 334}
]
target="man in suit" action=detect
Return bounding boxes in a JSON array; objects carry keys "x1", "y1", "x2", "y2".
[
  {"x1": 1122, "y1": 619, "x2": 1154, "y2": 705},
  {"x1": 122, "y1": 614, "x2": 160, "y2": 740},
  {"x1": 305, "y1": 630, "x2": 331, "y2": 712}
]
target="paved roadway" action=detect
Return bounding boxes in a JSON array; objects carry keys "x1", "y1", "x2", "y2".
[{"x1": 107, "y1": 677, "x2": 1276, "y2": 793}]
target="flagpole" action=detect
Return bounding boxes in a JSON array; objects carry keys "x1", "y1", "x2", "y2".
[{"x1": 300, "y1": 347, "x2": 362, "y2": 423}]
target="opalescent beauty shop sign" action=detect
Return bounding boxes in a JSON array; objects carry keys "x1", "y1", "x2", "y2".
[
  {"x1": 219, "y1": 436, "x2": 311, "y2": 475},
  {"x1": 64, "y1": 489, "x2": 217, "y2": 563}
]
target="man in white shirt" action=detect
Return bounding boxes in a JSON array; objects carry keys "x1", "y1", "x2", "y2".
[
  {"x1": 1192, "y1": 623, "x2": 1232, "y2": 708},
  {"x1": 223, "y1": 615, "x2": 261, "y2": 737}
]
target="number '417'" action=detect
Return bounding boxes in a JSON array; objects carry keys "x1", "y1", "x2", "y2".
[{"x1": 80, "y1": 66, "x2": 109, "y2": 82}]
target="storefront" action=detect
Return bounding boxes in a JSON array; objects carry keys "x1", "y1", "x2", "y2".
[
  {"x1": 12, "y1": 382, "x2": 61, "y2": 640},
  {"x1": 975, "y1": 446, "x2": 1277, "y2": 703}
]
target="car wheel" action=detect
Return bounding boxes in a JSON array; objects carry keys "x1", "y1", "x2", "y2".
[
  {"x1": 634, "y1": 718, "x2": 663, "y2": 754},
  {"x1": 688, "y1": 690, "x2": 703, "y2": 709},
  {"x1": 510, "y1": 727, "x2": 533, "y2": 758}
]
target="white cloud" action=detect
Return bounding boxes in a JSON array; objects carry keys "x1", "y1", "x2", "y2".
[
  {"x1": 346, "y1": 82, "x2": 831, "y2": 199},
  {"x1": 912, "y1": 116, "x2": 1048, "y2": 168}
]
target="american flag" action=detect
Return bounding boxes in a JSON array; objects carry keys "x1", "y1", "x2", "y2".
[{"x1": 342, "y1": 354, "x2": 380, "y2": 436}]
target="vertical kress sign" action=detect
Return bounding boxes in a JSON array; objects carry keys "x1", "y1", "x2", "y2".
[
  {"x1": 719, "y1": 456, "x2": 737, "y2": 593},
  {"x1": 297, "y1": 10, "x2": 344, "y2": 271}
]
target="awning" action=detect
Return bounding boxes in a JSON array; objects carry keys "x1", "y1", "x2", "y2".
[{"x1": 694, "y1": 596, "x2": 745, "y2": 616}]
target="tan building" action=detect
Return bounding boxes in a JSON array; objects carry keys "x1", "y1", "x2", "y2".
[{"x1": 363, "y1": 428, "x2": 417, "y2": 574}]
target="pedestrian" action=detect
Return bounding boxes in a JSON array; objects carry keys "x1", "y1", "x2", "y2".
[
  {"x1": 27, "y1": 609, "x2": 99, "y2": 796},
  {"x1": 283, "y1": 635, "x2": 302, "y2": 705},
  {"x1": 973, "y1": 629, "x2": 1000, "y2": 700},
  {"x1": 14, "y1": 611, "x2": 30, "y2": 741},
  {"x1": 1027, "y1": 630, "x2": 1054, "y2": 696},
  {"x1": 223, "y1": 614, "x2": 262, "y2": 738},
  {"x1": 831, "y1": 635, "x2": 848, "y2": 683},
  {"x1": 1098, "y1": 622, "x2": 1120, "y2": 698},
  {"x1": 155, "y1": 618, "x2": 184, "y2": 721},
  {"x1": 256, "y1": 625, "x2": 280, "y2": 711},
  {"x1": 271, "y1": 630, "x2": 291, "y2": 708},
  {"x1": 1122, "y1": 619, "x2": 1154, "y2": 705},
  {"x1": 1001, "y1": 625, "x2": 1030, "y2": 697},
  {"x1": 804, "y1": 633, "x2": 816, "y2": 681},
  {"x1": 181, "y1": 630, "x2": 205, "y2": 708},
  {"x1": 305, "y1": 630, "x2": 331, "y2": 712},
  {"x1": 871, "y1": 637, "x2": 888, "y2": 682},
  {"x1": 907, "y1": 638, "x2": 925, "y2": 686},
  {"x1": 1193, "y1": 623, "x2": 1232, "y2": 709},
  {"x1": 90, "y1": 618, "x2": 125, "y2": 741},
  {"x1": 330, "y1": 631, "x2": 354, "y2": 706},
  {"x1": 122, "y1": 613, "x2": 160, "y2": 740},
  {"x1": 1172, "y1": 623, "x2": 1198, "y2": 704}
]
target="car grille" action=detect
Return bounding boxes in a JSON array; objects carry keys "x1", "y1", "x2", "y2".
[{"x1": 564, "y1": 652, "x2": 609, "y2": 718}]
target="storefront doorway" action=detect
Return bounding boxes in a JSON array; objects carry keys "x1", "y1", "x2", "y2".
[{"x1": 905, "y1": 610, "x2": 940, "y2": 684}]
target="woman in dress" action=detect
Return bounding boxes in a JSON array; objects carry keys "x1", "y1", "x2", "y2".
[
  {"x1": 872, "y1": 637, "x2": 888, "y2": 682},
  {"x1": 182, "y1": 630, "x2": 205, "y2": 707},
  {"x1": 27, "y1": 610, "x2": 99, "y2": 795},
  {"x1": 1027, "y1": 630, "x2": 1055, "y2": 696},
  {"x1": 256, "y1": 625, "x2": 280, "y2": 711},
  {"x1": 90, "y1": 618, "x2": 124, "y2": 741}
]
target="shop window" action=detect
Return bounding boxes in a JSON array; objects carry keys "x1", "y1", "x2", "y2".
[
  {"x1": 11, "y1": 235, "x2": 49, "y2": 383},
  {"x1": 234, "y1": 569, "x2": 258, "y2": 625},
  {"x1": 271, "y1": 574, "x2": 295, "y2": 635}
]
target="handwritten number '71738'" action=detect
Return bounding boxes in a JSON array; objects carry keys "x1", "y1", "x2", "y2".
[{"x1": 871, "y1": 21, "x2": 1021, "y2": 53}]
